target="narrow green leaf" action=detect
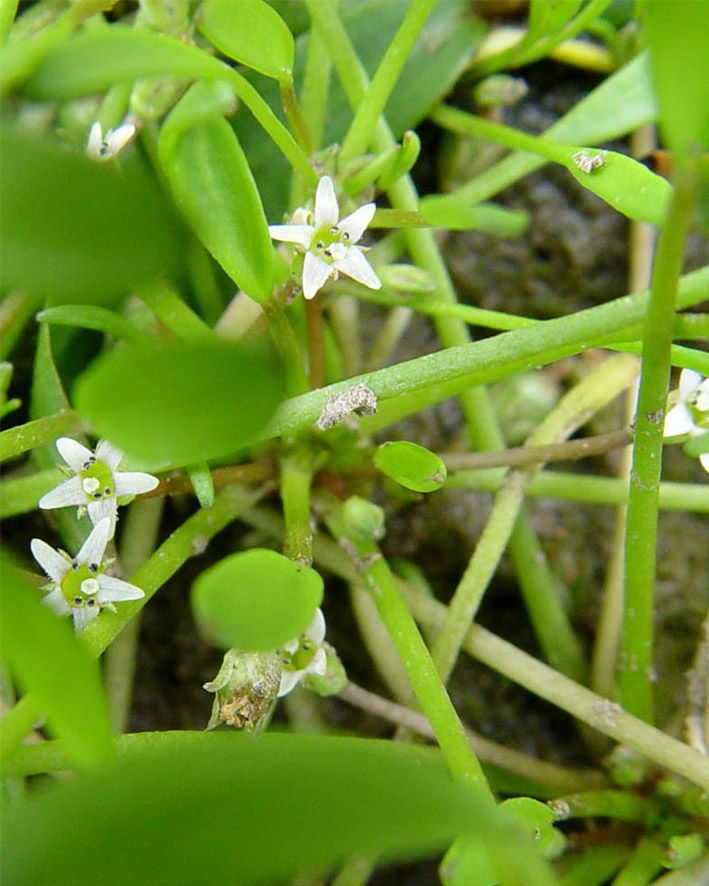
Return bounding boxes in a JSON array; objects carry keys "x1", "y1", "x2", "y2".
[
  {"x1": 198, "y1": 0, "x2": 294, "y2": 83},
  {"x1": 160, "y1": 96, "x2": 273, "y2": 303},
  {"x1": 22, "y1": 27, "x2": 230, "y2": 99},
  {"x1": 186, "y1": 462, "x2": 215, "y2": 509},
  {"x1": 0, "y1": 556, "x2": 113, "y2": 772},
  {"x1": 192, "y1": 548, "x2": 323, "y2": 650},
  {"x1": 0, "y1": 125, "x2": 184, "y2": 302},
  {"x1": 646, "y1": 1, "x2": 709, "y2": 155},
  {"x1": 36, "y1": 305, "x2": 152, "y2": 345},
  {"x1": 528, "y1": 0, "x2": 583, "y2": 40},
  {"x1": 73, "y1": 340, "x2": 284, "y2": 466},
  {"x1": 419, "y1": 196, "x2": 529, "y2": 236},
  {"x1": 1, "y1": 734, "x2": 495, "y2": 886},
  {"x1": 375, "y1": 441, "x2": 447, "y2": 493}
]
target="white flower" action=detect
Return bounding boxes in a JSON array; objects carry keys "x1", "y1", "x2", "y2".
[
  {"x1": 86, "y1": 120, "x2": 136, "y2": 161},
  {"x1": 275, "y1": 608, "x2": 328, "y2": 697},
  {"x1": 268, "y1": 175, "x2": 382, "y2": 300},
  {"x1": 31, "y1": 518, "x2": 145, "y2": 632},
  {"x1": 38, "y1": 438, "x2": 159, "y2": 537},
  {"x1": 664, "y1": 369, "x2": 709, "y2": 473}
]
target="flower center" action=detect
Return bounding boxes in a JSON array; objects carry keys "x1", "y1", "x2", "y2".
[
  {"x1": 61, "y1": 562, "x2": 101, "y2": 609},
  {"x1": 311, "y1": 225, "x2": 351, "y2": 265},
  {"x1": 289, "y1": 639, "x2": 318, "y2": 671},
  {"x1": 79, "y1": 458, "x2": 114, "y2": 502}
]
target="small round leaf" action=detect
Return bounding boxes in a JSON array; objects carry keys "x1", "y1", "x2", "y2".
[
  {"x1": 374, "y1": 441, "x2": 447, "y2": 493},
  {"x1": 192, "y1": 549, "x2": 323, "y2": 651}
]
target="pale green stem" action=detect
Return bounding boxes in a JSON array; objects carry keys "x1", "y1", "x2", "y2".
[
  {"x1": 262, "y1": 293, "x2": 309, "y2": 397},
  {"x1": 446, "y1": 470, "x2": 709, "y2": 514},
  {"x1": 620, "y1": 169, "x2": 698, "y2": 723},
  {"x1": 552, "y1": 790, "x2": 654, "y2": 823},
  {"x1": 280, "y1": 455, "x2": 314, "y2": 567},
  {"x1": 135, "y1": 277, "x2": 213, "y2": 341},
  {"x1": 338, "y1": 0, "x2": 436, "y2": 167},
  {"x1": 241, "y1": 506, "x2": 709, "y2": 790},
  {"x1": 280, "y1": 80, "x2": 313, "y2": 155},
  {"x1": 362, "y1": 306, "x2": 413, "y2": 372},
  {"x1": 431, "y1": 354, "x2": 638, "y2": 683},
  {"x1": 327, "y1": 295, "x2": 362, "y2": 377},
  {"x1": 299, "y1": 20, "x2": 331, "y2": 154},
  {"x1": 559, "y1": 846, "x2": 630, "y2": 886},
  {"x1": 104, "y1": 496, "x2": 164, "y2": 733},
  {"x1": 0, "y1": 0, "x2": 18, "y2": 43},
  {"x1": 652, "y1": 856, "x2": 709, "y2": 886},
  {"x1": 610, "y1": 839, "x2": 665, "y2": 886},
  {"x1": 0, "y1": 291, "x2": 41, "y2": 360}
]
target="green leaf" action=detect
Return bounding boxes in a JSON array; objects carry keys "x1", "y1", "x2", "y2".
[
  {"x1": 646, "y1": 1, "x2": 709, "y2": 155},
  {"x1": 36, "y1": 305, "x2": 152, "y2": 345},
  {"x1": 562, "y1": 148, "x2": 671, "y2": 225},
  {"x1": 0, "y1": 555, "x2": 113, "y2": 772},
  {"x1": 374, "y1": 441, "x2": 447, "y2": 493},
  {"x1": 419, "y1": 196, "x2": 529, "y2": 236},
  {"x1": 186, "y1": 462, "x2": 215, "y2": 509},
  {"x1": 160, "y1": 89, "x2": 274, "y2": 303},
  {"x1": 192, "y1": 548, "x2": 323, "y2": 650},
  {"x1": 527, "y1": 0, "x2": 583, "y2": 40},
  {"x1": 1, "y1": 733, "x2": 495, "y2": 886},
  {"x1": 73, "y1": 340, "x2": 284, "y2": 466},
  {"x1": 0, "y1": 125, "x2": 184, "y2": 303},
  {"x1": 197, "y1": 0, "x2": 294, "y2": 83},
  {"x1": 22, "y1": 27, "x2": 230, "y2": 100}
]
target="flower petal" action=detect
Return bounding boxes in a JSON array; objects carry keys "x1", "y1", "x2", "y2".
[
  {"x1": 87, "y1": 499, "x2": 118, "y2": 536},
  {"x1": 38, "y1": 476, "x2": 85, "y2": 509},
  {"x1": 679, "y1": 368, "x2": 703, "y2": 402},
  {"x1": 72, "y1": 605, "x2": 100, "y2": 633},
  {"x1": 314, "y1": 176, "x2": 339, "y2": 228},
  {"x1": 114, "y1": 471, "x2": 159, "y2": 497},
  {"x1": 307, "y1": 607, "x2": 326, "y2": 645},
  {"x1": 302, "y1": 252, "x2": 332, "y2": 300},
  {"x1": 43, "y1": 587, "x2": 71, "y2": 616},
  {"x1": 95, "y1": 439, "x2": 123, "y2": 471},
  {"x1": 277, "y1": 670, "x2": 302, "y2": 698},
  {"x1": 338, "y1": 203, "x2": 376, "y2": 243},
  {"x1": 664, "y1": 403, "x2": 695, "y2": 437},
  {"x1": 699, "y1": 452, "x2": 709, "y2": 473},
  {"x1": 335, "y1": 247, "x2": 381, "y2": 291},
  {"x1": 696, "y1": 380, "x2": 709, "y2": 412},
  {"x1": 268, "y1": 224, "x2": 314, "y2": 248},
  {"x1": 309, "y1": 647, "x2": 327, "y2": 677},
  {"x1": 96, "y1": 575, "x2": 145, "y2": 603},
  {"x1": 31, "y1": 539, "x2": 70, "y2": 582},
  {"x1": 76, "y1": 518, "x2": 111, "y2": 567},
  {"x1": 105, "y1": 122, "x2": 135, "y2": 157},
  {"x1": 86, "y1": 122, "x2": 103, "y2": 158},
  {"x1": 56, "y1": 438, "x2": 94, "y2": 472}
]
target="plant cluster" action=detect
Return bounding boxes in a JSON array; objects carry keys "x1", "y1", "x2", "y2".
[{"x1": 1, "y1": 1, "x2": 708, "y2": 885}]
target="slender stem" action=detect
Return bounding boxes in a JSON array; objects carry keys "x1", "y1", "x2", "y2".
[
  {"x1": 620, "y1": 169, "x2": 698, "y2": 723},
  {"x1": 338, "y1": 0, "x2": 436, "y2": 167},
  {"x1": 305, "y1": 296, "x2": 326, "y2": 389},
  {"x1": 0, "y1": 410, "x2": 83, "y2": 462},
  {"x1": 262, "y1": 290, "x2": 309, "y2": 397},
  {"x1": 135, "y1": 277, "x2": 213, "y2": 341},
  {"x1": 279, "y1": 80, "x2": 313, "y2": 155},
  {"x1": 446, "y1": 470, "x2": 709, "y2": 513},
  {"x1": 280, "y1": 455, "x2": 314, "y2": 567},
  {"x1": 299, "y1": 20, "x2": 331, "y2": 153},
  {"x1": 610, "y1": 839, "x2": 665, "y2": 886},
  {"x1": 340, "y1": 682, "x2": 608, "y2": 793},
  {"x1": 551, "y1": 790, "x2": 654, "y2": 823}
]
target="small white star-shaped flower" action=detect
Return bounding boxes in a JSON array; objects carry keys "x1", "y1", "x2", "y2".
[
  {"x1": 664, "y1": 369, "x2": 709, "y2": 473},
  {"x1": 86, "y1": 120, "x2": 136, "y2": 161},
  {"x1": 268, "y1": 176, "x2": 382, "y2": 300},
  {"x1": 38, "y1": 438, "x2": 159, "y2": 537},
  {"x1": 31, "y1": 518, "x2": 145, "y2": 632},
  {"x1": 275, "y1": 608, "x2": 328, "y2": 697}
]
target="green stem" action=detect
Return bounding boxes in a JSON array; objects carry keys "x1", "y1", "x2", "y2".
[
  {"x1": 551, "y1": 790, "x2": 655, "y2": 823},
  {"x1": 280, "y1": 455, "x2": 314, "y2": 567},
  {"x1": 135, "y1": 277, "x2": 213, "y2": 341},
  {"x1": 446, "y1": 470, "x2": 709, "y2": 513},
  {"x1": 341, "y1": 535, "x2": 494, "y2": 799},
  {"x1": 0, "y1": 410, "x2": 83, "y2": 462},
  {"x1": 559, "y1": 846, "x2": 630, "y2": 886},
  {"x1": 338, "y1": 0, "x2": 436, "y2": 167},
  {"x1": 299, "y1": 20, "x2": 331, "y2": 153},
  {"x1": 0, "y1": 291, "x2": 41, "y2": 360},
  {"x1": 610, "y1": 839, "x2": 665, "y2": 886},
  {"x1": 262, "y1": 290, "x2": 309, "y2": 397},
  {"x1": 280, "y1": 80, "x2": 313, "y2": 155},
  {"x1": 260, "y1": 266, "x2": 709, "y2": 442},
  {"x1": 620, "y1": 170, "x2": 698, "y2": 723}
]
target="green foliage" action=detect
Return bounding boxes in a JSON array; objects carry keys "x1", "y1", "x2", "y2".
[
  {"x1": 0, "y1": 556, "x2": 113, "y2": 772},
  {"x1": 0, "y1": 125, "x2": 184, "y2": 302},
  {"x1": 73, "y1": 340, "x2": 284, "y2": 465},
  {"x1": 375, "y1": 441, "x2": 447, "y2": 493},
  {"x1": 192, "y1": 548, "x2": 323, "y2": 650},
  {"x1": 197, "y1": 0, "x2": 295, "y2": 83},
  {"x1": 1, "y1": 734, "x2": 496, "y2": 886},
  {"x1": 419, "y1": 195, "x2": 529, "y2": 236}
]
